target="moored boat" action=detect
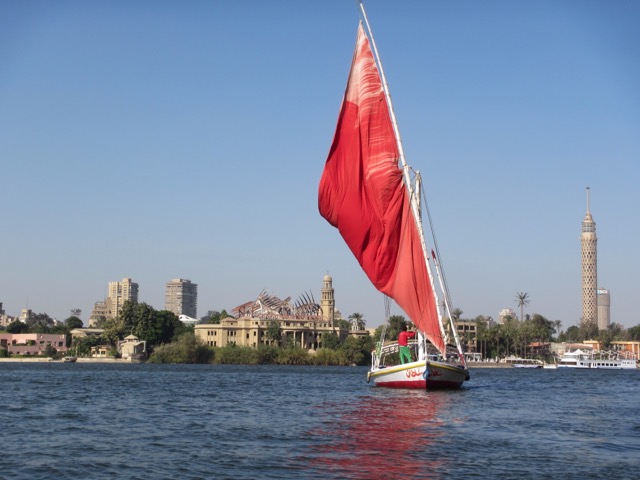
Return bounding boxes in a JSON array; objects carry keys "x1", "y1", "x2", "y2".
[
  {"x1": 558, "y1": 349, "x2": 592, "y2": 368},
  {"x1": 591, "y1": 358, "x2": 636, "y2": 369},
  {"x1": 558, "y1": 348, "x2": 637, "y2": 369},
  {"x1": 505, "y1": 358, "x2": 543, "y2": 368}
]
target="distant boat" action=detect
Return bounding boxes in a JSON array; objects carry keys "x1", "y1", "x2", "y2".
[
  {"x1": 558, "y1": 349, "x2": 636, "y2": 369},
  {"x1": 590, "y1": 358, "x2": 636, "y2": 369},
  {"x1": 318, "y1": 1, "x2": 469, "y2": 389},
  {"x1": 63, "y1": 356, "x2": 77, "y2": 363},
  {"x1": 505, "y1": 358, "x2": 543, "y2": 368}
]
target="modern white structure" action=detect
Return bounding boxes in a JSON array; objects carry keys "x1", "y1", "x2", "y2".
[
  {"x1": 498, "y1": 308, "x2": 516, "y2": 324},
  {"x1": 581, "y1": 188, "x2": 597, "y2": 327},
  {"x1": 179, "y1": 315, "x2": 199, "y2": 327}
]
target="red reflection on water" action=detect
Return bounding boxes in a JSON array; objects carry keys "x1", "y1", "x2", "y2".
[{"x1": 306, "y1": 391, "x2": 447, "y2": 479}]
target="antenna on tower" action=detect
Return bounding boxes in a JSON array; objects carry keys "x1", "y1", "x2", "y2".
[{"x1": 586, "y1": 186, "x2": 590, "y2": 214}]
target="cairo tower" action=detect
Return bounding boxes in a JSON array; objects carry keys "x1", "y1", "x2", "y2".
[{"x1": 581, "y1": 187, "x2": 597, "y2": 327}]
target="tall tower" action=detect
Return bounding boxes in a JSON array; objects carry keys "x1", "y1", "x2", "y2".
[
  {"x1": 320, "y1": 274, "x2": 335, "y2": 328},
  {"x1": 165, "y1": 278, "x2": 198, "y2": 319},
  {"x1": 581, "y1": 188, "x2": 597, "y2": 327}
]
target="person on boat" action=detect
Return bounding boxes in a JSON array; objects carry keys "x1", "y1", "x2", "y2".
[{"x1": 398, "y1": 323, "x2": 416, "y2": 364}]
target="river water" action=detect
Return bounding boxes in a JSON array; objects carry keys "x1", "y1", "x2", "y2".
[{"x1": 0, "y1": 363, "x2": 638, "y2": 479}]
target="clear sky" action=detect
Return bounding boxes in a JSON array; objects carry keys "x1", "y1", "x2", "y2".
[{"x1": 1, "y1": 0, "x2": 639, "y2": 330}]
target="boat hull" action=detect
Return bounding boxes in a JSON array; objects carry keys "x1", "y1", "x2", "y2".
[
  {"x1": 368, "y1": 360, "x2": 469, "y2": 389},
  {"x1": 559, "y1": 359, "x2": 637, "y2": 369},
  {"x1": 558, "y1": 350, "x2": 637, "y2": 369}
]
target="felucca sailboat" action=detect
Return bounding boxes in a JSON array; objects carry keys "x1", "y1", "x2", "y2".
[{"x1": 318, "y1": 2, "x2": 470, "y2": 389}]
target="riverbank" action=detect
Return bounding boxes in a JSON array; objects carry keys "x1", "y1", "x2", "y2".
[
  {"x1": 0, "y1": 357, "x2": 139, "y2": 364},
  {"x1": 0, "y1": 357, "x2": 512, "y2": 367},
  {"x1": 468, "y1": 362, "x2": 510, "y2": 369}
]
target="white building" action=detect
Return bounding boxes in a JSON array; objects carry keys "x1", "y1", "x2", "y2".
[{"x1": 498, "y1": 308, "x2": 516, "y2": 324}]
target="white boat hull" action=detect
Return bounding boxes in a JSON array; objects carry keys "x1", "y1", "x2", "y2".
[
  {"x1": 558, "y1": 359, "x2": 637, "y2": 369},
  {"x1": 558, "y1": 349, "x2": 637, "y2": 369},
  {"x1": 368, "y1": 360, "x2": 469, "y2": 389},
  {"x1": 591, "y1": 359, "x2": 637, "y2": 369}
]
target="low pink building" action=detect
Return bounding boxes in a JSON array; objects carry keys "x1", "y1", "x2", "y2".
[{"x1": 0, "y1": 333, "x2": 68, "y2": 356}]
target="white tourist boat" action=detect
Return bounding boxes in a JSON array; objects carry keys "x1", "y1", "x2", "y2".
[
  {"x1": 505, "y1": 358, "x2": 543, "y2": 368},
  {"x1": 558, "y1": 349, "x2": 637, "y2": 369},
  {"x1": 591, "y1": 358, "x2": 637, "y2": 369},
  {"x1": 318, "y1": 1, "x2": 469, "y2": 389},
  {"x1": 558, "y1": 349, "x2": 592, "y2": 368}
]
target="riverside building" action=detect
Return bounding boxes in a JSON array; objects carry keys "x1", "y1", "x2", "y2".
[{"x1": 195, "y1": 274, "x2": 363, "y2": 350}]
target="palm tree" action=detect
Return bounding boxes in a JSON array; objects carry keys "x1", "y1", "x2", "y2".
[
  {"x1": 553, "y1": 320, "x2": 562, "y2": 338},
  {"x1": 515, "y1": 292, "x2": 530, "y2": 323},
  {"x1": 475, "y1": 316, "x2": 489, "y2": 359},
  {"x1": 503, "y1": 317, "x2": 517, "y2": 357},
  {"x1": 348, "y1": 312, "x2": 366, "y2": 331}
]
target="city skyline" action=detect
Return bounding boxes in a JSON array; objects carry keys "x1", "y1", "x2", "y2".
[{"x1": 1, "y1": 1, "x2": 639, "y2": 329}]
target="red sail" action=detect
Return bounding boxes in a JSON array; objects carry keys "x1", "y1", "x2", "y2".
[{"x1": 318, "y1": 23, "x2": 444, "y2": 353}]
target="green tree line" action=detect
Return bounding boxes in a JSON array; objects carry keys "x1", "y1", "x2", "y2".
[
  {"x1": 4, "y1": 302, "x2": 640, "y2": 363},
  {"x1": 471, "y1": 313, "x2": 640, "y2": 360},
  {"x1": 148, "y1": 335, "x2": 374, "y2": 366}
]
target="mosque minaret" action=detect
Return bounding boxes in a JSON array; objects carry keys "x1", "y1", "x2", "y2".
[
  {"x1": 320, "y1": 273, "x2": 336, "y2": 328},
  {"x1": 581, "y1": 187, "x2": 598, "y2": 327}
]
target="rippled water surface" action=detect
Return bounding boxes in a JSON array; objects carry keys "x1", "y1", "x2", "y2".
[{"x1": 1, "y1": 363, "x2": 639, "y2": 479}]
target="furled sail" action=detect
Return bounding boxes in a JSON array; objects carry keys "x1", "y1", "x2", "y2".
[{"x1": 318, "y1": 23, "x2": 445, "y2": 354}]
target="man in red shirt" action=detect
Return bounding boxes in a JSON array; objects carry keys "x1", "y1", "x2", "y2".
[{"x1": 398, "y1": 323, "x2": 416, "y2": 364}]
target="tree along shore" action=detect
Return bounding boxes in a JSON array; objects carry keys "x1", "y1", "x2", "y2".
[{"x1": 146, "y1": 333, "x2": 373, "y2": 366}]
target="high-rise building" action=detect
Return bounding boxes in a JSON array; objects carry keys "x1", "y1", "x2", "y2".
[
  {"x1": 0, "y1": 302, "x2": 10, "y2": 327},
  {"x1": 107, "y1": 278, "x2": 139, "y2": 318},
  {"x1": 89, "y1": 301, "x2": 108, "y2": 327},
  {"x1": 581, "y1": 188, "x2": 598, "y2": 327},
  {"x1": 165, "y1": 279, "x2": 198, "y2": 319},
  {"x1": 597, "y1": 288, "x2": 610, "y2": 331}
]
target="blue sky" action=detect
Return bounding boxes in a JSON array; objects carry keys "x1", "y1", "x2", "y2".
[{"x1": 1, "y1": 1, "x2": 638, "y2": 330}]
